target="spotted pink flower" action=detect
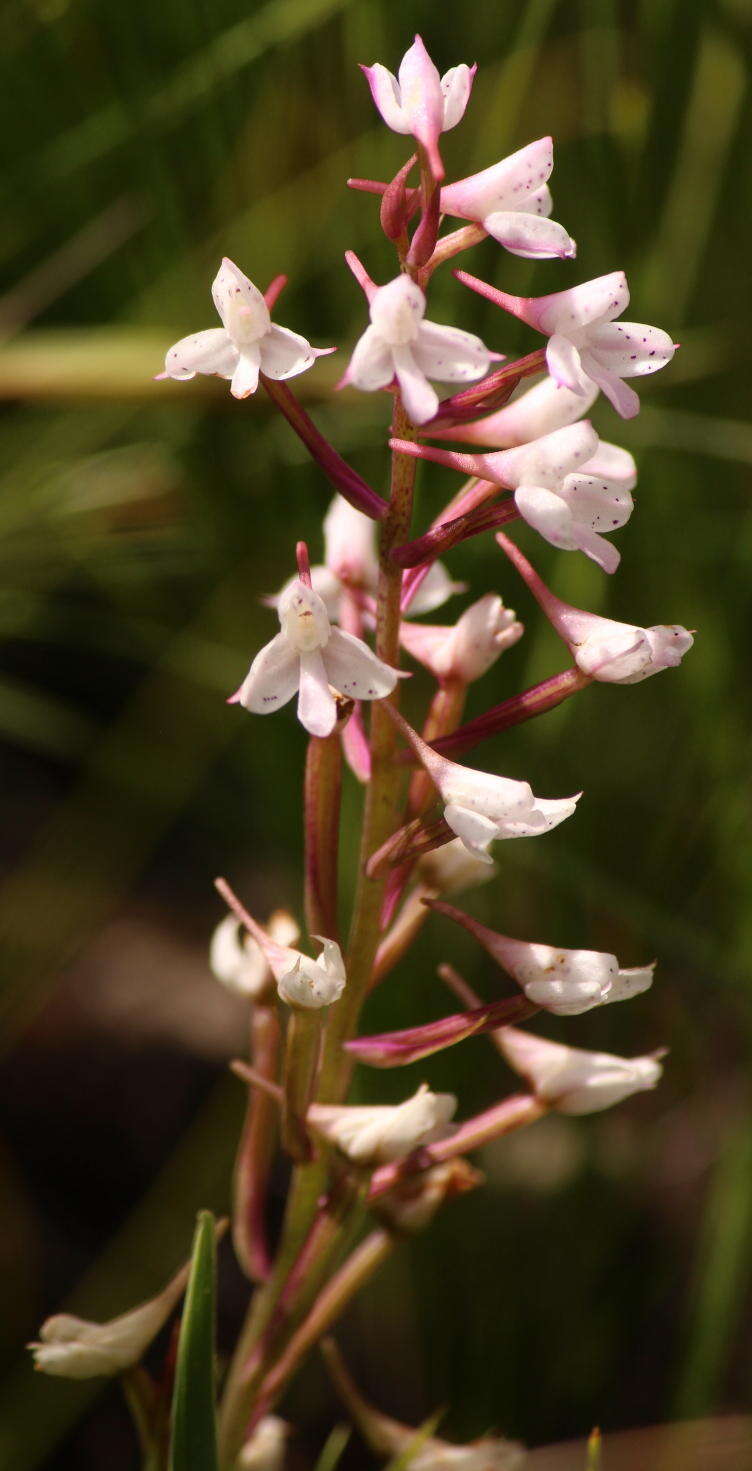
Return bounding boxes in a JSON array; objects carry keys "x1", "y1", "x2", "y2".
[
  {"x1": 457, "y1": 269, "x2": 676, "y2": 418},
  {"x1": 441, "y1": 137, "x2": 576, "y2": 260}
]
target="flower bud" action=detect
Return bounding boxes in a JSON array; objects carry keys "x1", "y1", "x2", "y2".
[
  {"x1": 210, "y1": 911, "x2": 299, "y2": 999},
  {"x1": 400, "y1": 594, "x2": 523, "y2": 683},
  {"x1": 375, "y1": 1159, "x2": 482, "y2": 1234},
  {"x1": 309, "y1": 1083, "x2": 457, "y2": 1164},
  {"x1": 323, "y1": 495, "x2": 379, "y2": 589},
  {"x1": 498, "y1": 1027, "x2": 664, "y2": 1114},
  {"x1": 238, "y1": 1416, "x2": 289, "y2": 1471}
]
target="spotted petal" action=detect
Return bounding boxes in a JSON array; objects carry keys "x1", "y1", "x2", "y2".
[
  {"x1": 234, "y1": 632, "x2": 300, "y2": 713},
  {"x1": 323, "y1": 627, "x2": 400, "y2": 701},
  {"x1": 260, "y1": 324, "x2": 319, "y2": 381},
  {"x1": 163, "y1": 328, "x2": 238, "y2": 382},
  {"x1": 413, "y1": 321, "x2": 496, "y2": 382},
  {"x1": 588, "y1": 321, "x2": 676, "y2": 377},
  {"x1": 212, "y1": 257, "x2": 270, "y2": 339},
  {"x1": 440, "y1": 63, "x2": 477, "y2": 129},
  {"x1": 483, "y1": 211, "x2": 576, "y2": 260}
]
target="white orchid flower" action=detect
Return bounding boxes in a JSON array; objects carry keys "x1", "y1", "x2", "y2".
[
  {"x1": 345, "y1": 275, "x2": 499, "y2": 427},
  {"x1": 233, "y1": 576, "x2": 403, "y2": 738},
  {"x1": 498, "y1": 1027, "x2": 665, "y2": 1114},
  {"x1": 160, "y1": 258, "x2": 332, "y2": 400}
]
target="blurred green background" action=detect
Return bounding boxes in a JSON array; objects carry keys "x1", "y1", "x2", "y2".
[{"x1": 0, "y1": 0, "x2": 751, "y2": 1465}]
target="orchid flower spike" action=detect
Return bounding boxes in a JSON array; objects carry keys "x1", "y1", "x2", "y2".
[
  {"x1": 232, "y1": 573, "x2": 403, "y2": 738},
  {"x1": 159, "y1": 258, "x2": 333, "y2": 400},
  {"x1": 457, "y1": 269, "x2": 676, "y2": 419},
  {"x1": 209, "y1": 910, "x2": 299, "y2": 999},
  {"x1": 309, "y1": 1083, "x2": 457, "y2": 1164},
  {"x1": 238, "y1": 1417, "x2": 290, "y2": 1471},
  {"x1": 388, "y1": 707, "x2": 579, "y2": 862},
  {"x1": 361, "y1": 35, "x2": 476, "y2": 182},
  {"x1": 441, "y1": 137, "x2": 576, "y2": 260},
  {"x1": 400, "y1": 422, "x2": 636, "y2": 573},
  {"x1": 497, "y1": 532, "x2": 694, "y2": 682},
  {"x1": 430, "y1": 902, "x2": 655, "y2": 1016},
  {"x1": 400, "y1": 593, "x2": 523, "y2": 683},
  {"x1": 345, "y1": 273, "x2": 500, "y2": 426},
  {"x1": 429, "y1": 375, "x2": 599, "y2": 448},
  {"x1": 29, "y1": 1254, "x2": 194, "y2": 1378},
  {"x1": 498, "y1": 1027, "x2": 664, "y2": 1114}
]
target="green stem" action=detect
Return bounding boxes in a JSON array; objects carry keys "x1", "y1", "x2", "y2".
[
  {"x1": 317, "y1": 395, "x2": 418, "y2": 1102},
  {"x1": 282, "y1": 1010, "x2": 322, "y2": 1162},
  {"x1": 248, "y1": 1230, "x2": 394, "y2": 1430}
]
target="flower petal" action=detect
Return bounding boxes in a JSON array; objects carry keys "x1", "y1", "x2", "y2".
[
  {"x1": 562, "y1": 473, "x2": 633, "y2": 531},
  {"x1": 546, "y1": 333, "x2": 588, "y2": 393},
  {"x1": 361, "y1": 63, "x2": 410, "y2": 132},
  {"x1": 537, "y1": 271, "x2": 630, "y2": 335},
  {"x1": 393, "y1": 344, "x2": 439, "y2": 425},
  {"x1": 443, "y1": 803, "x2": 498, "y2": 861},
  {"x1": 163, "y1": 328, "x2": 238, "y2": 381},
  {"x1": 442, "y1": 137, "x2": 553, "y2": 220},
  {"x1": 582, "y1": 439, "x2": 636, "y2": 484},
  {"x1": 607, "y1": 964, "x2": 655, "y2": 1003},
  {"x1": 260, "y1": 324, "x2": 317, "y2": 381},
  {"x1": 514, "y1": 483, "x2": 578, "y2": 550},
  {"x1": 440, "y1": 62, "x2": 477, "y2": 129},
  {"x1": 580, "y1": 353, "x2": 641, "y2": 418},
  {"x1": 484, "y1": 212, "x2": 576, "y2": 260},
  {"x1": 413, "y1": 321, "x2": 495, "y2": 382},
  {"x1": 231, "y1": 349, "x2": 261, "y2": 399},
  {"x1": 323, "y1": 627, "x2": 400, "y2": 701},
  {"x1": 397, "y1": 36, "x2": 445, "y2": 174},
  {"x1": 588, "y1": 321, "x2": 676, "y2": 377},
  {"x1": 297, "y1": 650, "x2": 337, "y2": 737},
  {"x1": 348, "y1": 325, "x2": 396, "y2": 391},
  {"x1": 234, "y1": 632, "x2": 300, "y2": 714},
  {"x1": 212, "y1": 258, "x2": 270, "y2": 338}
]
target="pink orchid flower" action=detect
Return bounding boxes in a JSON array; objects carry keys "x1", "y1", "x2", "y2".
[
  {"x1": 497, "y1": 532, "x2": 695, "y2": 682},
  {"x1": 457, "y1": 268, "x2": 676, "y2": 418},
  {"x1": 429, "y1": 374, "x2": 599, "y2": 448},
  {"x1": 441, "y1": 136, "x2": 576, "y2": 260},
  {"x1": 361, "y1": 35, "x2": 476, "y2": 182},
  {"x1": 498, "y1": 1027, "x2": 665, "y2": 1115}
]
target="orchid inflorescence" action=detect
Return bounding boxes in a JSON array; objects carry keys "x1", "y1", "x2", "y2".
[{"x1": 32, "y1": 34, "x2": 693, "y2": 1470}]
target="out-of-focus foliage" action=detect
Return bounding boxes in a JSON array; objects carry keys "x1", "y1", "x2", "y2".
[{"x1": 0, "y1": 0, "x2": 750, "y2": 1466}]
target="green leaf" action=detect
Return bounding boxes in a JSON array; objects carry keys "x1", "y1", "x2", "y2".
[
  {"x1": 169, "y1": 1212, "x2": 219, "y2": 1471},
  {"x1": 312, "y1": 1424, "x2": 351, "y2": 1471}
]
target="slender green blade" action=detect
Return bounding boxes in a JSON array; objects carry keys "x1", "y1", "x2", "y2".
[
  {"x1": 312, "y1": 1424, "x2": 351, "y2": 1471},
  {"x1": 169, "y1": 1212, "x2": 219, "y2": 1471}
]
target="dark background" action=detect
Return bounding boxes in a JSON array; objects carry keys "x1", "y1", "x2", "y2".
[{"x1": 0, "y1": 0, "x2": 751, "y2": 1465}]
